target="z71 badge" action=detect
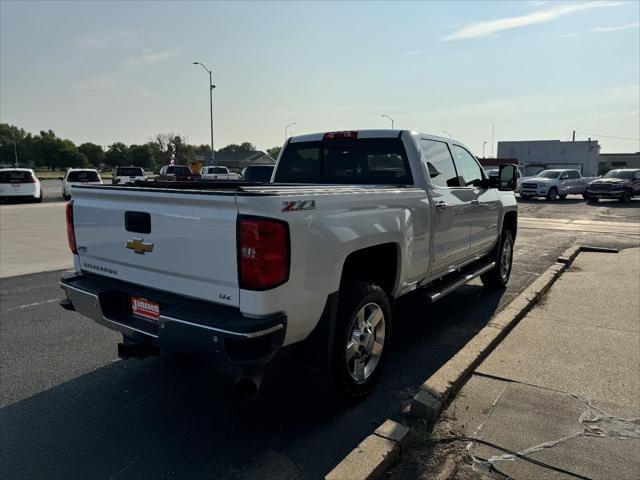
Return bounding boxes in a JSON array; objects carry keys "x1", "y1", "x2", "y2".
[{"x1": 281, "y1": 200, "x2": 316, "y2": 212}]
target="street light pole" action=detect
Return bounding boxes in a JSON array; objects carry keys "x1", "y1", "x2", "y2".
[
  {"x1": 285, "y1": 122, "x2": 296, "y2": 141},
  {"x1": 482, "y1": 141, "x2": 487, "y2": 158},
  {"x1": 442, "y1": 131, "x2": 452, "y2": 139},
  {"x1": 13, "y1": 138, "x2": 18, "y2": 167},
  {"x1": 381, "y1": 114, "x2": 394, "y2": 129},
  {"x1": 193, "y1": 61, "x2": 216, "y2": 165}
]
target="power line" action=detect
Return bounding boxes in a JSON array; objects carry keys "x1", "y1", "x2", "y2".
[{"x1": 575, "y1": 131, "x2": 640, "y2": 141}]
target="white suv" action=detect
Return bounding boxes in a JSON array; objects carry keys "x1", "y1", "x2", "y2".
[
  {"x1": 62, "y1": 169, "x2": 102, "y2": 200},
  {"x1": 0, "y1": 168, "x2": 42, "y2": 202},
  {"x1": 112, "y1": 166, "x2": 145, "y2": 185}
]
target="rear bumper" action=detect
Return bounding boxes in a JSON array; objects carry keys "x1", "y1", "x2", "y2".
[{"x1": 59, "y1": 273, "x2": 286, "y2": 366}]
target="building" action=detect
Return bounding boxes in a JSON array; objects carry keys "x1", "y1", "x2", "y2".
[
  {"x1": 194, "y1": 150, "x2": 275, "y2": 172},
  {"x1": 497, "y1": 140, "x2": 600, "y2": 177},
  {"x1": 598, "y1": 152, "x2": 640, "y2": 174}
]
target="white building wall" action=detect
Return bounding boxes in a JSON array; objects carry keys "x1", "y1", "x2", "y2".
[{"x1": 497, "y1": 140, "x2": 599, "y2": 177}]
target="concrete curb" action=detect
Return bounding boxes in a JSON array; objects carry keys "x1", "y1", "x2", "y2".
[{"x1": 325, "y1": 246, "x2": 602, "y2": 480}]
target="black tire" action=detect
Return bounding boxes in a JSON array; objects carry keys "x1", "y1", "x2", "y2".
[
  {"x1": 520, "y1": 194, "x2": 531, "y2": 200},
  {"x1": 588, "y1": 197, "x2": 599, "y2": 203},
  {"x1": 35, "y1": 193, "x2": 43, "y2": 203},
  {"x1": 63, "y1": 193, "x2": 70, "y2": 201},
  {"x1": 332, "y1": 281, "x2": 392, "y2": 398},
  {"x1": 559, "y1": 194, "x2": 567, "y2": 200},
  {"x1": 481, "y1": 230, "x2": 514, "y2": 289},
  {"x1": 546, "y1": 187, "x2": 558, "y2": 201},
  {"x1": 620, "y1": 189, "x2": 632, "y2": 203}
]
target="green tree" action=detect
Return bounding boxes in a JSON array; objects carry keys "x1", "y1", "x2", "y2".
[
  {"x1": 266, "y1": 146, "x2": 281, "y2": 160},
  {"x1": 78, "y1": 143, "x2": 105, "y2": 167},
  {"x1": 105, "y1": 142, "x2": 131, "y2": 167},
  {"x1": 32, "y1": 130, "x2": 64, "y2": 170},
  {"x1": 58, "y1": 148, "x2": 89, "y2": 169},
  {"x1": 219, "y1": 142, "x2": 256, "y2": 153},
  {"x1": 129, "y1": 144, "x2": 155, "y2": 169},
  {"x1": 0, "y1": 123, "x2": 33, "y2": 166}
]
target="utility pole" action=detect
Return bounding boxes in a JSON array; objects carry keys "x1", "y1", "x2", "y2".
[
  {"x1": 381, "y1": 114, "x2": 394, "y2": 129},
  {"x1": 13, "y1": 137, "x2": 18, "y2": 167},
  {"x1": 491, "y1": 123, "x2": 495, "y2": 157},
  {"x1": 572, "y1": 130, "x2": 576, "y2": 142},
  {"x1": 193, "y1": 62, "x2": 216, "y2": 165}
]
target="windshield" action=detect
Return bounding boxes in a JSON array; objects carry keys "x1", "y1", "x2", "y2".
[
  {"x1": 116, "y1": 167, "x2": 143, "y2": 176},
  {"x1": 603, "y1": 170, "x2": 635, "y2": 179},
  {"x1": 536, "y1": 171, "x2": 561, "y2": 179},
  {"x1": 244, "y1": 166, "x2": 274, "y2": 182},
  {"x1": 274, "y1": 138, "x2": 412, "y2": 185},
  {"x1": 67, "y1": 171, "x2": 99, "y2": 182},
  {"x1": 166, "y1": 166, "x2": 191, "y2": 175}
]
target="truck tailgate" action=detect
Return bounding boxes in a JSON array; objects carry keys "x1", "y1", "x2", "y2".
[{"x1": 71, "y1": 187, "x2": 239, "y2": 307}]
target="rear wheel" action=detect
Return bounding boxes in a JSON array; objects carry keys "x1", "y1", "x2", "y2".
[
  {"x1": 481, "y1": 230, "x2": 514, "y2": 289},
  {"x1": 332, "y1": 281, "x2": 391, "y2": 398},
  {"x1": 546, "y1": 187, "x2": 558, "y2": 201},
  {"x1": 588, "y1": 197, "x2": 599, "y2": 203}
]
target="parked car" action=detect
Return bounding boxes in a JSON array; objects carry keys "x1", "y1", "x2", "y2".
[
  {"x1": 60, "y1": 130, "x2": 518, "y2": 400},
  {"x1": 156, "y1": 165, "x2": 201, "y2": 182},
  {"x1": 200, "y1": 166, "x2": 241, "y2": 180},
  {"x1": 112, "y1": 166, "x2": 146, "y2": 185},
  {"x1": 485, "y1": 167, "x2": 523, "y2": 193},
  {"x1": 519, "y1": 169, "x2": 592, "y2": 200},
  {"x1": 61, "y1": 169, "x2": 102, "y2": 200},
  {"x1": 241, "y1": 164, "x2": 274, "y2": 182},
  {"x1": 0, "y1": 168, "x2": 42, "y2": 202},
  {"x1": 586, "y1": 169, "x2": 640, "y2": 203}
]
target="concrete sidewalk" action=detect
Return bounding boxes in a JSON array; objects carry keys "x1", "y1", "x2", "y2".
[{"x1": 400, "y1": 248, "x2": 640, "y2": 480}]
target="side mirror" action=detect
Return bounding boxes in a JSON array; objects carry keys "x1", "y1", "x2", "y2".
[
  {"x1": 496, "y1": 164, "x2": 517, "y2": 191},
  {"x1": 58, "y1": 176, "x2": 64, "y2": 181}
]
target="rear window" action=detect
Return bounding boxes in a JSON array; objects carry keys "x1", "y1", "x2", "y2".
[
  {"x1": 67, "y1": 171, "x2": 99, "y2": 182},
  {"x1": 244, "y1": 166, "x2": 274, "y2": 182},
  {"x1": 0, "y1": 171, "x2": 33, "y2": 183},
  {"x1": 116, "y1": 167, "x2": 143, "y2": 176},
  {"x1": 208, "y1": 167, "x2": 227, "y2": 174},
  {"x1": 274, "y1": 138, "x2": 412, "y2": 185},
  {"x1": 166, "y1": 166, "x2": 191, "y2": 175}
]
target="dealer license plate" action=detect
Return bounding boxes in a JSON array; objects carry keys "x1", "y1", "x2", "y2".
[{"x1": 130, "y1": 297, "x2": 160, "y2": 321}]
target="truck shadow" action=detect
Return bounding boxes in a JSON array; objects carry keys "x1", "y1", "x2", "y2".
[{"x1": 0, "y1": 285, "x2": 504, "y2": 480}]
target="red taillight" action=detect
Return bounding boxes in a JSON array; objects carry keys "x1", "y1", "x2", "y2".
[
  {"x1": 238, "y1": 217, "x2": 289, "y2": 290},
  {"x1": 323, "y1": 131, "x2": 358, "y2": 141},
  {"x1": 25, "y1": 177, "x2": 36, "y2": 183},
  {"x1": 66, "y1": 201, "x2": 78, "y2": 254}
]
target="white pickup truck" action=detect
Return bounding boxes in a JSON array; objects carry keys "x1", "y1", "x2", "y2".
[
  {"x1": 520, "y1": 169, "x2": 592, "y2": 200},
  {"x1": 200, "y1": 165, "x2": 242, "y2": 180},
  {"x1": 60, "y1": 130, "x2": 518, "y2": 399}
]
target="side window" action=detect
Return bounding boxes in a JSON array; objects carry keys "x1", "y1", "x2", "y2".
[
  {"x1": 420, "y1": 139, "x2": 459, "y2": 188},
  {"x1": 568, "y1": 171, "x2": 580, "y2": 179},
  {"x1": 452, "y1": 145, "x2": 483, "y2": 187}
]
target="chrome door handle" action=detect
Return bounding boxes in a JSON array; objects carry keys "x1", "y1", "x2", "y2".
[
  {"x1": 471, "y1": 199, "x2": 480, "y2": 206},
  {"x1": 435, "y1": 201, "x2": 448, "y2": 210}
]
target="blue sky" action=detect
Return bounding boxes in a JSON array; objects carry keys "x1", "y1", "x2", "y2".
[{"x1": 1, "y1": 0, "x2": 639, "y2": 154}]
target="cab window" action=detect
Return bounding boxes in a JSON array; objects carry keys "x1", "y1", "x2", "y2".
[
  {"x1": 420, "y1": 139, "x2": 459, "y2": 188},
  {"x1": 452, "y1": 145, "x2": 483, "y2": 187}
]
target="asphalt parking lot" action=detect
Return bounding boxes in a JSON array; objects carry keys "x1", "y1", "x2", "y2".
[{"x1": 0, "y1": 195, "x2": 638, "y2": 479}]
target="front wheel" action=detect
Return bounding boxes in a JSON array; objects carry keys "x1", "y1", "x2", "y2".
[
  {"x1": 547, "y1": 187, "x2": 558, "y2": 201},
  {"x1": 620, "y1": 190, "x2": 632, "y2": 203},
  {"x1": 481, "y1": 230, "x2": 514, "y2": 289},
  {"x1": 332, "y1": 281, "x2": 391, "y2": 398}
]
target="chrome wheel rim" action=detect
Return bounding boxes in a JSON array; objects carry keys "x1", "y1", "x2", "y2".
[
  {"x1": 345, "y1": 302, "x2": 386, "y2": 383},
  {"x1": 500, "y1": 237, "x2": 512, "y2": 281}
]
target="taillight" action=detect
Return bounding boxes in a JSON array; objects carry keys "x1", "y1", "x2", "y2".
[
  {"x1": 238, "y1": 216, "x2": 289, "y2": 290},
  {"x1": 323, "y1": 131, "x2": 358, "y2": 141},
  {"x1": 25, "y1": 177, "x2": 36, "y2": 183},
  {"x1": 66, "y1": 201, "x2": 78, "y2": 254}
]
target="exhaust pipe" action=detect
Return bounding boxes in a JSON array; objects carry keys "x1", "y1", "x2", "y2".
[{"x1": 233, "y1": 368, "x2": 265, "y2": 402}]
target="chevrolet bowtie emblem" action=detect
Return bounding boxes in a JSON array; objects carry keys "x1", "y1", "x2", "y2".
[{"x1": 125, "y1": 238, "x2": 154, "y2": 254}]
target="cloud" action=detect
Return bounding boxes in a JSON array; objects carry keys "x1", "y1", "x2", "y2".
[
  {"x1": 123, "y1": 50, "x2": 178, "y2": 66},
  {"x1": 592, "y1": 22, "x2": 640, "y2": 32},
  {"x1": 440, "y1": 1, "x2": 620, "y2": 41},
  {"x1": 75, "y1": 28, "x2": 138, "y2": 50}
]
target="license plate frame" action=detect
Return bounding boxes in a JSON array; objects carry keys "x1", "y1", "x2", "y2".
[{"x1": 130, "y1": 296, "x2": 160, "y2": 321}]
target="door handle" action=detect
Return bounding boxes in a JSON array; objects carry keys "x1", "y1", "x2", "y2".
[
  {"x1": 471, "y1": 199, "x2": 480, "y2": 206},
  {"x1": 435, "y1": 201, "x2": 448, "y2": 210}
]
